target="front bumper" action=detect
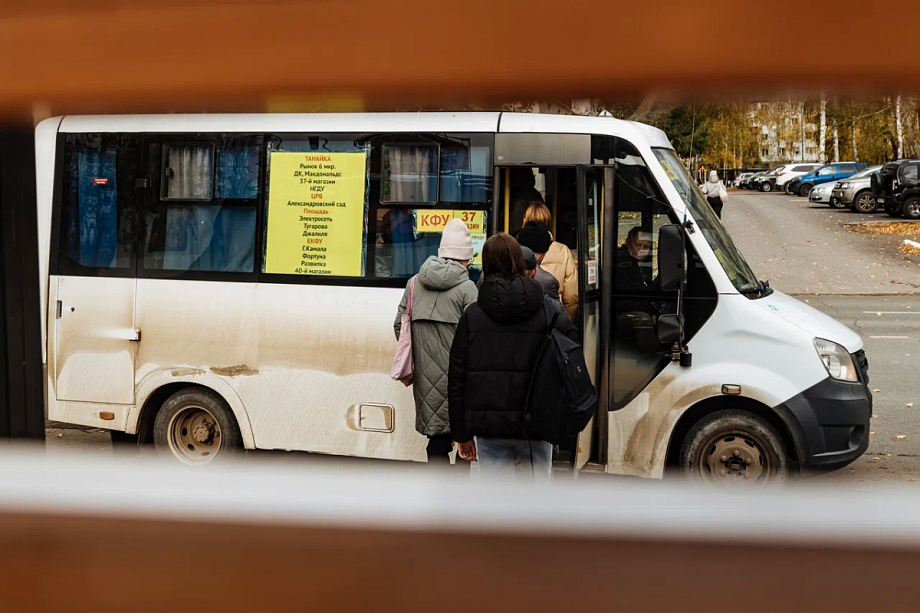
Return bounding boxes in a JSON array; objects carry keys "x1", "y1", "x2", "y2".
[
  {"x1": 833, "y1": 187, "x2": 856, "y2": 205},
  {"x1": 809, "y1": 189, "x2": 833, "y2": 204},
  {"x1": 774, "y1": 353, "x2": 872, "y2": 472}
]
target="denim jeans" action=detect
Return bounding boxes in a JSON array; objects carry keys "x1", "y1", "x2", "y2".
[{"x1": 474, "y1": 437, "x2": 553, "y2": 485}]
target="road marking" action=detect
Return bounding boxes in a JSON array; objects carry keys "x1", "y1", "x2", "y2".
[
  {"x1": 862, "y1": 311, "x2": 920, "y2": 315},
  {"x1": 870, "y1": 336, "x2": 910, "y2": 339}
]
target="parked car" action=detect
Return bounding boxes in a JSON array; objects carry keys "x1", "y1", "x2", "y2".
[
  {"x1": 743, "y1": 171, "x2": 767, "y2": 189},
  {"x1": 808, "y1": 182, "x2": 837, "y2": 206},
  {"x1": 788, "y1": 162, "x2": 867, "y2": 197},
  {"x1": 830, "y1": 165, "x2": 883, "y2": 212},
  {"x1": 732, "y1": 172, "x2": 754, "y2": 188},
  {"x1": 778, "y1": 163, "x2": 823, "y2": 193},
  {"x1": 752, "y1": 165, "x2": 786, "y2": 192},
  {"x1": 871, "y1": 159, "x2": 920, "y2": 219}
]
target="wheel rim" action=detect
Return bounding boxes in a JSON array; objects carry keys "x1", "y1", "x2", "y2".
[
  {"x1": 857, "y1": 193, "x2": 876, "y2": 212},
  {"x1": 167, "y1": 405, "x2": 222, "y2": 465},
  {"x1": 908, "y1": 202, "x2": 920, "y2": 217},
  {"x1": 802, "y1": 185, "x2": 811, "y2": 196},
  {"x1": 696, "y1": 430, "x2": 773, "y2": 488}
]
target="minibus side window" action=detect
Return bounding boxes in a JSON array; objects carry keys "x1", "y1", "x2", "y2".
[
  {"x1": 262, "y1": 135, "x2": 371, "y2": 279},
  {"x1": 373, "y1": 208, "x2": 488, "y2": 279},
  {"x1": 161, "y1": 144, "x2": 214, "y2": 201},
  {"x1": 259, "y1": 133, "x2": 492, "y2": 284},
  {"x1": 140, "y1": 135, "x2": 261, "y2": 276},
  {"x1": 371, "y1": 133, "x2": 493, "y2": 281},
  {"x1": 381, "y1": 144, "x2": 438, "y2": 204},
  {"x1": 59, "y1": 134, "x2": 138, "y2": 276}
]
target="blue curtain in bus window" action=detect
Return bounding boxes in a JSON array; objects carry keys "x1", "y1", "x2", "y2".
[
  {"x1": 216, "y1": 147, "x2": 260, "y2": 199},
  {"x1": 163, "y1": 205, "x2": 255, "y2": 272},
  {"x1": 70, "y1": 151, "x2": 118, "y2": 268},
  {"x1": 374, "y1": 209, "x2": 439, "y2": 278},
  {"x1": 440, "y1": 146, "x2": 489, "y2": 203}
]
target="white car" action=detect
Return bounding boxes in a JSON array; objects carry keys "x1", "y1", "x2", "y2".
[{"x1": 777, "y1": 163, "x2": 823, "y2": 191}]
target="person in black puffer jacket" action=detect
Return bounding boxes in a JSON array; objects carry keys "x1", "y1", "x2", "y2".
[{"x1": 448, "y1": 233, "x2": 577, "y2": 483}]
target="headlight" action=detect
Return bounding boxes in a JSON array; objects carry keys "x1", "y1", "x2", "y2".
[
  {"x1": 840, "y1": 182, "x2": 853, "y2": 189},
  {"x1": 814, "y1": 338, "x2": 858, "y2": 382}
]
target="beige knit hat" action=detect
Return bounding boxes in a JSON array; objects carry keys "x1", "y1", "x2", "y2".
[{"x1": 438, "y1": 218, "x2": 474, "y2": 261}]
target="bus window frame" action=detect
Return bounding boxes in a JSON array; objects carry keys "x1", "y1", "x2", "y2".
[
  {"x1": 50, "y1": 129, "x2": 496, "y2": 288},
  {"x1": 380, "y1": 141, "x2": 441, "y2": 205},
  {"x1": 258, "y1": 131, "x2": 495, "y2": 289},
  {"x1": 137, "y1": 133, "x2": 264, "y2": 283},
  {"x1": 53, "y1": 132, "x2": 142, "y2": 280}
]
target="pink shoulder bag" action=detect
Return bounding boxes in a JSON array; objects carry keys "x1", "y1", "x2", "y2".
[{"x1": 390, "y1": 275, "x2": 418, "y2": 386}]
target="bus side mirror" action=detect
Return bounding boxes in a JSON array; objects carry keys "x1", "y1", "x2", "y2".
[
  {"x1": 658, "y1": 224, "x2": 684, "y2": 292},
  {"x1": 658, "y1": 314, "x2": 683, "y2": 345}
]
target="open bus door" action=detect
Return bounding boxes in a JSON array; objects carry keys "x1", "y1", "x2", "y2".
[{"x1": 573, "y1": 166, "x2": 609, "y2": 476}]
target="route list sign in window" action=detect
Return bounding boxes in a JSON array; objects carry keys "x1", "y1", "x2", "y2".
[{"x1": 265, "y1": 151, "x2": 368, "y2": 276}]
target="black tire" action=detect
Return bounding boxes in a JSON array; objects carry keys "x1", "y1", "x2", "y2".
[
  {"x1": 784, "y1": 182, "x2": 795, "y2": 195},
  {"x1": 153, "y1": 388, "x2": 243, "y2": 465},
  {"x1": 830, "y1": 197, "x2": 847, "y2": 209},
  {"x1": 902, "y1": 197, "x2": 920, "y2": 220},
  {"x1": 853, "y1": 190, "x2": 879, "y2": 214},
  {"x1": 799, "y1": 183, "x2": 813, "y2": 197},
  {"x1": 679, "y1": 409, "x2": 789, "y2": 487},
  {"x1": 760, "y1": 181, "x2": 773, "y2": 193}
]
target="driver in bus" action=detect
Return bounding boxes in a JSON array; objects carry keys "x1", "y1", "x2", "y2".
[
  {"x1": 615, "y1": 227, "x2": 654, "y2": 292},
  {"x1": 615, "y1": 227, "x2": 660, "y2": 353}
]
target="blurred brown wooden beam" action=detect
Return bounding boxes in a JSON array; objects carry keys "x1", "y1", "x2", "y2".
[
  {"x1": 2, "y1": 509, "x2": 919, "y2": 612},
  {"x1": 1, "y1": 0, "x2": 918, "y2": 117}
]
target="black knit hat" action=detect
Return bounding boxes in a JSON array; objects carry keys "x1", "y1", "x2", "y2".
[{"x1": 516, "y1": 221, "x2": 552, "y2": 254}]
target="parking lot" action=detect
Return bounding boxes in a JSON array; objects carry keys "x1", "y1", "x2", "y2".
[{"x1": 725, "y1": 190, "x2": 920, "y2": 482}]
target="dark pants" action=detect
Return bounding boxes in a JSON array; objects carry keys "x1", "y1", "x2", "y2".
[
  {"x1": 427, "y1": 433, "x2": 464, "y2": 466},
  {"x1": 708, "y1": 196, "x2": 723, "y2": 219}
]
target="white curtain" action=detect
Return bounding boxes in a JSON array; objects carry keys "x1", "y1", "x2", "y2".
[{"x1": 165, "y1": 145, "x2": 213, "y2": 200}]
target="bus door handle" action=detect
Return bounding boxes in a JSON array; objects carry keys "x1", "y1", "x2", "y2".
[{"x1": 129, "y1": 329, "x2": 142, "y2": 342}]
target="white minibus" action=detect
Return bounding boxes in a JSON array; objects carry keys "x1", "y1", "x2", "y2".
[{"x1": 35, "y1": 112, "x2": 871, "y2": 485}]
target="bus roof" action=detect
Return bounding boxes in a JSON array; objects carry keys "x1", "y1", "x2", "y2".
[{"x1": 51, "y1": 112, "x2": 673, "y2": 150}]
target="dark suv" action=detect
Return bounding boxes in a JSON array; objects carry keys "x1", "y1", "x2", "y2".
[{"x1": 871, "y1": 160, "x2": 920, "y2": 219}]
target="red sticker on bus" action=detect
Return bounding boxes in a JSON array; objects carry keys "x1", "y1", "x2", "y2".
[{"x1": 93, "y1": 178, "x2": 108, "y2": 185}]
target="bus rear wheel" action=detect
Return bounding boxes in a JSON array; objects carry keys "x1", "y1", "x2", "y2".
[
  {"x1": 154, "y1": 388, "x2": 243, "y2": 465},
  {"x1": 679, "y1": 410, "x2": 789, "y2": 487}
]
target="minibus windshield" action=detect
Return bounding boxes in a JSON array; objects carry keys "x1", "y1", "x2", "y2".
[{"x1": 652, "y1": 148, "x2": 762, "y2": 295}]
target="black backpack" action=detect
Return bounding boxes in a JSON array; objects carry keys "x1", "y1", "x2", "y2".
[{"x1": 523, "y1": 303, "x2": 598, "y2": 445}]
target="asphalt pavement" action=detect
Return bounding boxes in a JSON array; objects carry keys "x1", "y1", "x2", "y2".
[
  {"x1": 725, "y1": 190, "x2": 920, "y2": 482},
  {"x1": 723, "y1": 190, "x2": 920, "y2": 294}
]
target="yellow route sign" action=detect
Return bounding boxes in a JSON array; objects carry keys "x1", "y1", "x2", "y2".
[
  {"x1": 415, "y1": 209, "x2": 486, "y2": 265},
  {"x1": 265, "y1": 151, "x2": 368, "y2": 276}
]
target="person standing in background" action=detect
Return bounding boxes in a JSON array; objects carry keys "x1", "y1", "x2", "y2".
[
  {"x1": 521, "y1": 245, "x2": 559, "y2": 301},
  {"x1": 700, "y1": 170, "x2": 728, "y2": 219},
  {"x1": 394, "y1": 219, "x2": 478, "y2": 466},
  {"x1": 516, "y1": 205, "x2": 578, "y2": 320}
]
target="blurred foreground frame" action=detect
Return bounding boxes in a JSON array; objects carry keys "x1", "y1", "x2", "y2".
[
  {"x1": 4, "y1": 452, "x2": 920, "y2": 613},
  {"x1": 1, "y1": 0, "x2": 920, "y2": 116},
  {"x1": 3, "y1": 1, "x2": 920, "y2": 611}
]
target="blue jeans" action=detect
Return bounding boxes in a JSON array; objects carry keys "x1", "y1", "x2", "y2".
[{"x1": 474, "y1": 437, "x2": 553, "y2": 484}]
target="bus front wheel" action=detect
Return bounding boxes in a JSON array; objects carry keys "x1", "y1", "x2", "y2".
[
  {"x1": 679, "y1": 410, "x2": 789, "y2": 487},
  {"x1": 153, "y1": 388, "x2": 243, "y2": 465}
]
